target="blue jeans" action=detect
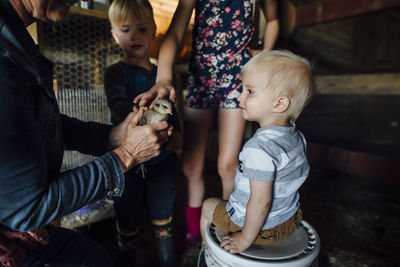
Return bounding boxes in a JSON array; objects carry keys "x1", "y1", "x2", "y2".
[
  {"x1": 20, "y1": 226, "x2": 113, "y2": 267},
  {"x1": 114, "y1": 154, "x2": 177, "y2": 231}
]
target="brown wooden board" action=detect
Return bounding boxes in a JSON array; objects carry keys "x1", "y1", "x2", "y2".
[
  {"x1": 287, "y1": 8, "x2": 400, "y2": 74},
  {"x1": 294, "y1": 0, "x2": 400, "y2": 27},
  {"x1": 296, "y1": 95, "x2": 400, "y2": 157},
  {"x1": 315, "y1": 73, "x2": 400, "y2": 95}
]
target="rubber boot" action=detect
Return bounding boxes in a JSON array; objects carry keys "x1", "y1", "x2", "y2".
[
  {"x1": 185, "y1": 206, "x2": 202, "y2": 246},
  {"x1": 154, "y1": 222, "x2": 175, "y2": 267},
  {"x1": 115, "y1": 221, "x2": 138, "y2": 267}
]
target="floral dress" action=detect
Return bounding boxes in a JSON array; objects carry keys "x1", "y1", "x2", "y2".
[{"x1": 186, "y1": 0, "x2": 255, "y2": 109}]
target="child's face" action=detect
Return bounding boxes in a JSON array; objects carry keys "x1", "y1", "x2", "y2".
[
  {"x1": 112, "y1": 13, "x2": 155, "y2": 61},
  {"x1": 239, "y1": 70, "x2": 279, "y2": 127}
]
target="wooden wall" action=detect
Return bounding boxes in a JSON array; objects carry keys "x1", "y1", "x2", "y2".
[
  {"x1": 288, "y1": 7, "x2": 400, "y2": 74},
  {"x1": 278, "y1": 5, "x2": 400, "y2": 179},
  {"x1": 297, "y1": 95, "x2": 400, "y2": 156}
]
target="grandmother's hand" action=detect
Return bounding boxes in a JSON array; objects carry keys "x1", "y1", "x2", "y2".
[
  {"x1": 133, "y1": 79, "x2": 176, "y2": 109},
  {"x1": 113, "y1": 107, "x2": 171, "y2": 172}
]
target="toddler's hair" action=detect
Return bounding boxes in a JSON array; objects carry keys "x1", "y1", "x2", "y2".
[
  {"x1": 108, "y1": 0, "x2": 155, "y2": 29},
  {"x1": 241, "y1": 50, "x2": 315, "y2": 123}
]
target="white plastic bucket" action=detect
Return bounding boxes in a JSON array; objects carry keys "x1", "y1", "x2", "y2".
[{"x1": 204, "y1": 220, "x2": 320, "y2": 267}]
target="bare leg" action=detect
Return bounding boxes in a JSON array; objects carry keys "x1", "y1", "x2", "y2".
[
  {"x1": 182, "y1": 107, "x2": 216, "y2": 207},
  {"x1": 217, "y1": 108, "x2": 246, "y2": 199},
  {"x1": 200, "y1": 198, "x2": 221, "y2": 242}
]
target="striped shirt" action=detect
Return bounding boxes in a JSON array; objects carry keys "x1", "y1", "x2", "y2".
[{"x1": 226, "y1": 124, "x2": 309, "y2": 229}]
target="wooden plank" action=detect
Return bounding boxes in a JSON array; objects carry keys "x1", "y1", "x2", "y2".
[
  {"x1": 307, "y1": 143, "x2": 400, "y2": 184},
  {"x1": 150, "y1": 0, "x2": 195, "y2": 36},
  {"x1": 296, "y1": 95, "x2": 400, "y2": 157},
  {"x1": 70, "y1": 6, "x2": 108, "y2": 19},
  {"x1": 296, "y1": 0, "x2": 400, "y2": 27},
  {"x1": 315, "y1": 73, "x2": 400, "y2": 95},
  {"x1": 289, "y1": 8, "x2": 400, "y2": 73}
]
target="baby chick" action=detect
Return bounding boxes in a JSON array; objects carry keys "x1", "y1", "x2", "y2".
[
  {"x1": 139, "y1": 98, "x2": 173, "y2": 125},
  {"x1": 137, "y1": 98, "x2": 173, "y2": 178}
]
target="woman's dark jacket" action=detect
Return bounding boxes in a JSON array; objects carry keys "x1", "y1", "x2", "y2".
[{"x1": 0, "y1": 0, "x2": 124, "y2": 265}]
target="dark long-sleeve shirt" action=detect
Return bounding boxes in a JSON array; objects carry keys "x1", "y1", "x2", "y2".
[{"x1": 0, "y1": 0, "x2": 124, "y2": 265}]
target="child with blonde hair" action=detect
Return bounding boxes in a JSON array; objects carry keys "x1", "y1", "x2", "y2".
[
  {"x1": 200, "y1": 50, "x2": 314, "y2": 253},
  {"x1": 134, "y1": 0, "x2": 280, "y2": 247},
  {"x1": 106, "y1": 0, "x2": 181, "y2": 266}
]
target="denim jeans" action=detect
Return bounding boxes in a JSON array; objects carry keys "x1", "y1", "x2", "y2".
[
  {"x1": 113, "y1": 154, "x2": 177, "y2": 231},
  {"x1": 20, "y1": 227, "x2": 113, "y2": 267}
]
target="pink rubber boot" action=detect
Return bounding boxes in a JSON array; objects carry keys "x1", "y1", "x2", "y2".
[{"x1": 185, "y1": 206, "x2": 202, "y2": 246}]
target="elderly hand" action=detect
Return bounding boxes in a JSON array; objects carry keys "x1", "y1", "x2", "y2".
[
  {"x1": 133, "y1": 80, "x2": 176, "y2": 109},
  {"x1": 113, "y1": 107, "x2": 171, "y2": 172},
  {"x1": 108, "y1": 110, "x2": 134, "y2": 149}
]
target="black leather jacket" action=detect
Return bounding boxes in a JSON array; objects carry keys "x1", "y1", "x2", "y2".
[{"x1": 0, "y1": 0, "x2": 124, "y2": 233}]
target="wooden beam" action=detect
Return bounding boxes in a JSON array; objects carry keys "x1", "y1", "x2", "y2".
[
  {"x1": 315, "y1": 73, "x2": 400, "y2": 95},
  {"x1": 295, "y1": 0, "x2": 400, "y2": 27},
  {"x1": 150, "y1": 0, "x2": 194, "y2": 35}
]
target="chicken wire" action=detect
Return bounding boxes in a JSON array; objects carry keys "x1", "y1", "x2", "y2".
[
  {"x1": 38, "y1": 12, "x2": 123, "y2": 228},
  {"x1": 41, "y1": 13, "x2": 121, "y2": 171}
]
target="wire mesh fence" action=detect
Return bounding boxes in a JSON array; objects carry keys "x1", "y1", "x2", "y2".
[
  {"x1": 39, "y1": 12, "x2": 122, "y2": 227},
  {"x1": 41, "y1": 12, "x2": 121, "y2": 171},
  {"x1": 56, "y1": 88, "x2": 111, "y2": 171}
]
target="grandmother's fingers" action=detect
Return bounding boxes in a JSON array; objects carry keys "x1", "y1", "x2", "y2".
[
  {"x1": 130, "y1": 107, "x2": 145, "y2": 126},
  {"x1": 150, "y1": 121, "x2": 169, "y2": 131}
]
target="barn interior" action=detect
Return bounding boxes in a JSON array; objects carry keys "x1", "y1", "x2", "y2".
[{"x1": 27, "y1": 0, "x2": 400, "y2": 266}]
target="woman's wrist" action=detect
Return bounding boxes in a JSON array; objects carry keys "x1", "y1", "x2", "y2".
[
  {"x1": 113, "y1": 146, "x2": 137, "y2": 173},
  {"x1": 108, "y1": 126, "x2": 120, "y2": 149}
]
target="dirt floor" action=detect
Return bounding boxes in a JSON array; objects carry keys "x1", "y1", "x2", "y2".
[{"x1": 79, "y1": 158, "x2": 400, "y2": 267}]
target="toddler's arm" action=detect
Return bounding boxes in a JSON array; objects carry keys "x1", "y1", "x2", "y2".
[
  {"x1": 220, "y1": 180, "x2": 273, "y2": 253},
  {"x1": 104, "y1": 67, "x2": 132, "y2": 122}
]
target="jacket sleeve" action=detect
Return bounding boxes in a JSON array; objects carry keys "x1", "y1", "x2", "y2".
[
  {"x1": 0, "y1": 49, "x2": 124, "y2": 232},
  {"x1": 61, "y1": 114, "x2": 113, "y2": 156},
  {"x1": 104, "y1": 65, "x2": 132, "y2": 123}
]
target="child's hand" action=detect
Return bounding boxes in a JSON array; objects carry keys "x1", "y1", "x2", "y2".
[
  {"x1": 248, "y1": 48, "x2": 261, "y2": 57},
  {"x1": 220, "y1": 232, "x2": 252, "y2": 254},
  {"x1": 133, "y1": 80, "x2": 176, "y2": 109},
  {"x1": 248, "y1": 48, "x2": 273, "y2": 57}
]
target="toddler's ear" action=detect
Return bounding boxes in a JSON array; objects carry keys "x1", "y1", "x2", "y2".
[
  {"x1": 273, "y1": 96, "x2": 290, "y2": 113},
  {"x1": 111, "y1": 29, "x2": 120, "y2": 44}
]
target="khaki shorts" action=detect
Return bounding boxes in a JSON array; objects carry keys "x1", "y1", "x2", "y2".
[{"x1": 212, "y1": 201, "x2": 302, "y2": 245}]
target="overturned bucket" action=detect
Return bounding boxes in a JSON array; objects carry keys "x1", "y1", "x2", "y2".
[{"x1": 204, "y1": 220, "x2": 320, "y2": 267}]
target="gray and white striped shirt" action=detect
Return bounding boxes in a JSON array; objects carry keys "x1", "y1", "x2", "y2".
[{"x1": 226, "y1": 123, "x2": 309, "y2": 230}]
